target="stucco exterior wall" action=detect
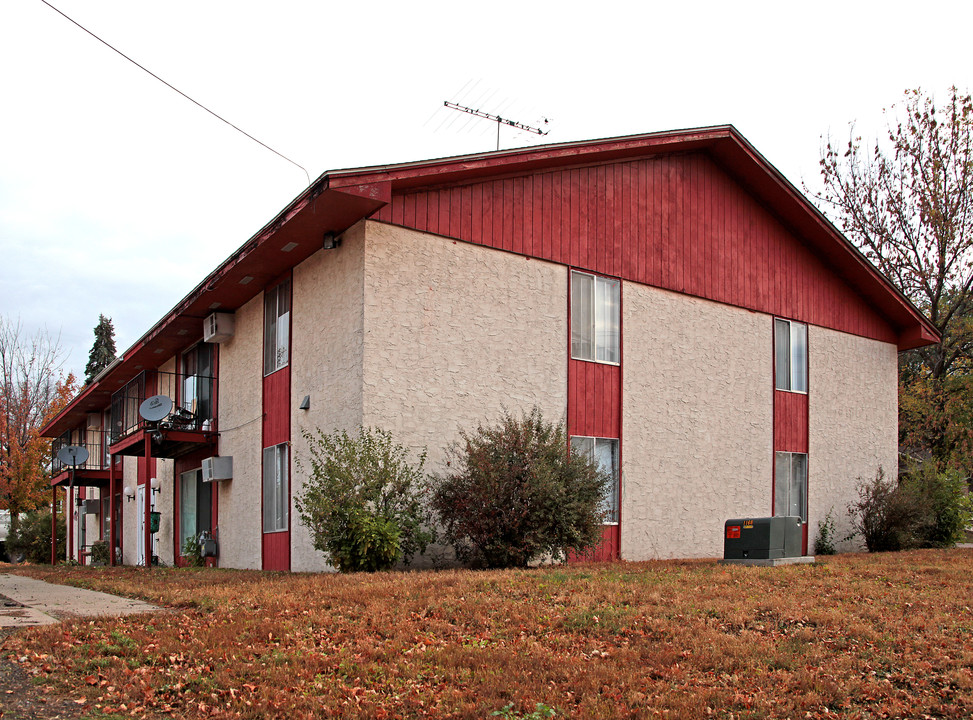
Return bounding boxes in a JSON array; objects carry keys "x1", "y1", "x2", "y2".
[
  {"x1": 154, "y1": 458, "x2": 175, "y2": 566},
  {"x1": 215, "y1": 292, "x2": 264, "y2": 570},
  {"x1": 808, "y1": 327, "x2": 898, "y2": 552},
  {"x1": 360, "y1": 221, "x2": 567, "y2": 564},
  {"x1": 622, "y1": 283, "x2": 774, "y2": 559},
  {"x1": 289, "y1": 221, "x2": 366, "y2": 572},
  {"x1": 120, "y1": 456, "x2": 138, "y2": 565}
]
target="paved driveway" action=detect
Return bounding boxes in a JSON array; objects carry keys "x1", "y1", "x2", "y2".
[{"x1": 0, "y1": 574, "x2": 158, "y2": 628}]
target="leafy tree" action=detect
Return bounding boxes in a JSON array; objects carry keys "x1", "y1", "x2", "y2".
[
  {"x1": 295, "y1": 426, "x2": 435, "y2": 572},
  {"x1": 432, "y1": 407, "x2": 609, "y2": 569},
  {"x1": 817, "y1": 87, "x2": 973, "y2": 471},
  {"x1": 84, "y1": 314, "x2": 117, "y2": 384},
  {"x1": 0, "y1": 317, "x2": 78, "y2": 529},
  {"x1": 818, "y1": 87, "x2": 973, "y2": 379}
]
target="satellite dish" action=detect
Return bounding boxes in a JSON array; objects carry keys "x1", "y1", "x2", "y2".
[
  {"x1": 57, "y1": 445, "x2": 89, "y2": 467},
  {"x1": 139, "y1": 394, "x2": 173, "y2": 422}
]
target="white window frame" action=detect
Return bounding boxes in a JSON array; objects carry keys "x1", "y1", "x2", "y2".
[
  {"x1": 263, "y1": 280, "x2": 291, "y2": 376},
  {"x1": 570, "y1": 436, "x2": 619, "y2": 524},
  {"x1": 774, "y1": 318, "x2": 807, "y2": 393},
  {"x1": 774, "y1": 451, "x2": 807, "y2": 523},
  {"x1": 571, "y1": 270, "x2": 620, "y2": 365},
  {"x1": 262, "y1": 443, "x2": 289, "y2": 533}
]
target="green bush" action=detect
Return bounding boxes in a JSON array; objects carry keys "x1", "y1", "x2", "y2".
[
  {"x1": 432, "y1": 407, "x2": 609, "y2": 569},
  {"x1": 181, "y1": 535, "x2": 203, "y2": 567},
  {"x1": 814, "y1": 508, "x2": 837, "y2": 556},
  {"x1": 902, "y1": 463, "x2": 973, "y2": 548},
  {"x1": 847, "y1": 465, "x2": 973, "y2": 552},
  {"x1": 295, "y1": 426, "x2": 434, "y2": 572},
  {"x1": 90, "y1": 540, "x2": 110, "y2": 565},
  {"x1": 7, "y1": 509, "x2": 66, "y2": 563}
]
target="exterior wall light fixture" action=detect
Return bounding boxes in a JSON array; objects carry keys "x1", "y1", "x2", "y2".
[
  {"x1": 124, "y1": 485, "x2": 135, "y2": 502},
  {"x1": 150, "y1": 477, "x2": 161, "y2": 495},
  {"x1": 323, "y1": 232, "x2": 342, "y2": 250}
]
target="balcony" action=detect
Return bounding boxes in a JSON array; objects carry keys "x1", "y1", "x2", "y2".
[
  {"x1": 109, "y1": 370, "x2": 218, "y2": 459},
  {"x1": 50, "y1": 429, "x2": 115, "y2": 489}
]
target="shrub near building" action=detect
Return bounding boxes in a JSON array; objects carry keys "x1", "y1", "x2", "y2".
[
  {"x1": 432, "y1": 407, "x2": 609, "y2": 569},
  {"x1": 295, "y1": 427, "x2": 435, "y2": 572},
  {"x1": 847, "y1": 465, "x2": 973, "y2": 552},
  {"x1": 6, "y1": 509, "x2": 66, "y2": 564}
]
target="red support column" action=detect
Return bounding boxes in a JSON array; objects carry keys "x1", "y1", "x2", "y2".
[
  {"x1": 109, "y1": 456, "x2": 116, "y2": 566},
  {"x1": 68, "y1": 485, "x2": 74, "y2": 562},
  {"x1": 50, "y1": 486, "x2": 57, "y2": 565}
]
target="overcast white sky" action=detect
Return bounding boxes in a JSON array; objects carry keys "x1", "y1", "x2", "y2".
[{"x1": 1, "y1": 0, "x2": 971, "y2": 379}]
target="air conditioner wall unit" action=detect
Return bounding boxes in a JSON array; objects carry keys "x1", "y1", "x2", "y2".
[
  {"x1": 203, "y1": 312, "x2": 235, "y2": 343},
  {"x1": 202, "y1": 456, "x2": 233, "y2": 482}
]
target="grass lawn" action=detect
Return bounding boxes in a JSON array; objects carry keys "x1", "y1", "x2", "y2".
[{"x1": 3, "y1": 550, "x2": 973, "y2": 719}]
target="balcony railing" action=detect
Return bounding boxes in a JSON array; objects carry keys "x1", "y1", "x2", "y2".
[
  {"x1": 110, "y1": 370, "x2": 216, "y2": 445},
  {"x1": 51, "y1": 430, "x2": 111, "y2": 476}
]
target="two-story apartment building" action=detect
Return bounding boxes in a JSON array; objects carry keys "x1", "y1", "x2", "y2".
[{"x1": 42, "y1": 126, "x2": 938, "y2": 570}]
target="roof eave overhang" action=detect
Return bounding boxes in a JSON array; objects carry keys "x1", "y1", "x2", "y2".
[{"x1": 43, "y1": 126, "x2": 938, "y2": 436}]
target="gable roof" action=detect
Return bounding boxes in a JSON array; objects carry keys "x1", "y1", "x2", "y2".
[{"x1": 42, "y1": 125, "x2": 938, "y2": 437}]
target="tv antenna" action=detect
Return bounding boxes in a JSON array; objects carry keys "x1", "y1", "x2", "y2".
[{"x1": 444, "y1": 101, "x2": 549, "y2": 151}]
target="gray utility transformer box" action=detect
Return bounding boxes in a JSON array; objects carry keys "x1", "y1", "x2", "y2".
[{"x1": 724, "y1": 516, "x2": 803, "y2": 560}]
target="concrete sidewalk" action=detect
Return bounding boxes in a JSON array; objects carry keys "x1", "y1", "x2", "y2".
[{"x1": 0, "y1": 574, "x2": 159, "y2": 629}]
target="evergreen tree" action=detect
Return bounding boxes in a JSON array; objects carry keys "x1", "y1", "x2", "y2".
[{"x1": 84, "y1": 314, "x2": 117, "y2": 384}]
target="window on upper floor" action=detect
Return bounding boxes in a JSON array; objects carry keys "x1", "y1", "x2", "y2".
[
  {"x1": 774, "y1": 451, "x2": 807, "y2": 523},
  {"x1": 570, "y1": 435, "x2": 619, "y2": 524},
  {"x1": 264, "y1": 279, "x2": 291, "y2": 376},
  {"x1": 571, "y1": 271, "x2": 620, "y2": 364},
  {"x1": 774, "y1": 318, "x2": 807, "y2": 393},
  {"x1": 181, "y1": 343, "x2": 214, "y2": 422}
]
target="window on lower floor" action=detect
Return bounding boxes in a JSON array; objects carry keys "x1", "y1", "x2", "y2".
[
  {"x1": 570, "y1": 436, "x2": 619, "y2": 524},
  {"x1": 775, "y1": 318, "x2": 807, "y2": 392},
  {"x1": 571, "y1": 271, "x2": 620, "y2": 364},
  {"x1": 179, "y1": 469, "x2": 213, "y2": 552},
  {"x1": 263, "y1": 443, "x2": 289, "y2": 533},
  {"x1": 774, "y1": 451, "x2": 807, "y2": 522}
]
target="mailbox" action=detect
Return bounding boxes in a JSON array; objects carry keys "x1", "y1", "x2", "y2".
[{"x1": 724, "y1": 516, "x2": 802, "y2": 560}]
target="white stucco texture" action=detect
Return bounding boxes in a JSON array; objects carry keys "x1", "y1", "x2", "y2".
[
  {"x1": 808, "y1": 326, "x2": 898, "y2": 552},
  {"x1": 289, "y1": 220, "x2": 366, "y2": 572},
  {"x1": 214, "y1": 292, "x2": 264, "y2": 570},
  {"x1": 622, "y1": 283, "x2": 774, "y2": 560},
  {"x1": 361, "y1": 221, "x2": 568, "y2": 470}
]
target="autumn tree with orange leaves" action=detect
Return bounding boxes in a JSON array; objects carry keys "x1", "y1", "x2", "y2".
[{"x1": 0, "y1": 317, "x2": 78, "y2": 529}]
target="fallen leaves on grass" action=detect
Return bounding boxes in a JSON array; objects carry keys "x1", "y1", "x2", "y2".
[{"x1": 3, "y1": 551, "x2": 973, "y2": 718}]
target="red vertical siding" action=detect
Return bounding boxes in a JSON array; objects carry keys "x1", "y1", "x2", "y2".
[
  {"x1": 372, "y1": 153, "x2": 897, "y2": 344},
  {"x1": 262, "y1": 366, "x2": 291, "y2": 572},
  {"x1": 568, "y1": 360, "x2": 621, "y2": 438},
  {"x1": 774, "y1": 391, "x2": 809, "y2": 454}
]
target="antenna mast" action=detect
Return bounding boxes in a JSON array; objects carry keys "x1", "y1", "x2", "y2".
[{"x1": 444, "y1": 101, "x2": 549, "y2": 150}]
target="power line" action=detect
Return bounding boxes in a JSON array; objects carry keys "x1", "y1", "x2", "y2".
[{"x1": 38, "y1": 0, "x2": 310, "y2": 185}]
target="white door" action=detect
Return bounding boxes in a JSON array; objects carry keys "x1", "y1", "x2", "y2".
[
  {"x1": 136, "y1": 485, "x2": 157, "y2": 566},
  {"x1": 136, "y1": 486, "x2": 145, "y2": 566}
]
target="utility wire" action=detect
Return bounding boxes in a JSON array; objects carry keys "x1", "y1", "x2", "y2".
[{"x1": 39, "y1": 0, "x2": 311, "y2": 185}]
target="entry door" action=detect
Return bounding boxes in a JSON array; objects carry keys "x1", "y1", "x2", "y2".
[
  {"x1": 136, "y1": 486, "x2": 145, "y2": 566},
  {"x1": 136, "y1": 485, "x2": 157, "y2": 566}
]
